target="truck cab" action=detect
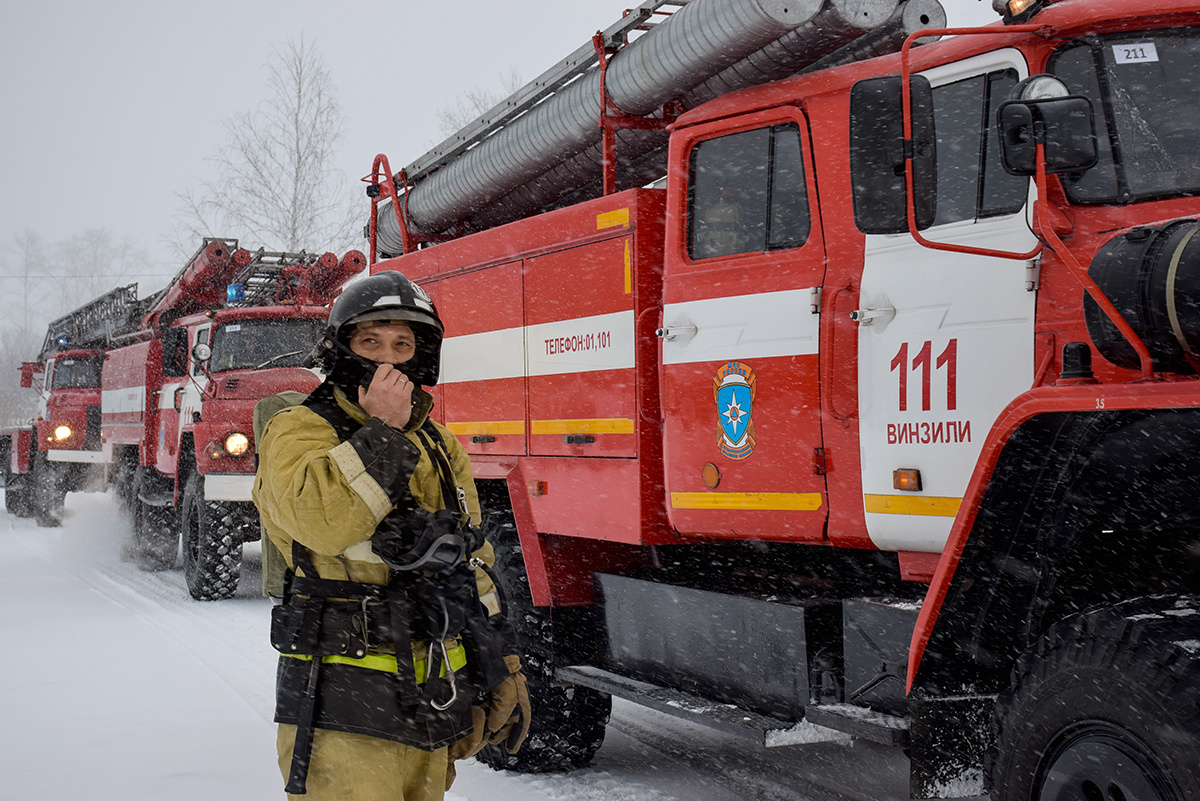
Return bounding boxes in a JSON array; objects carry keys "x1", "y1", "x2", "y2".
[
  {"x1": 169, "y1": 306, "x2": 325, "y2": 500},
  {"x1": 37, "y1": 349, "x2": 105, "y2": 466}
]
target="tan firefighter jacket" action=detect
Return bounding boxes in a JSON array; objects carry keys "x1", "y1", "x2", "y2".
[{"x1": 252, "y1": 384, "x2": 498, "y2": 664}]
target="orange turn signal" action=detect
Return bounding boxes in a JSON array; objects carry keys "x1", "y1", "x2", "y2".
[{"x1": 893, "y1": 468, "x2": 922, "y2": 492}]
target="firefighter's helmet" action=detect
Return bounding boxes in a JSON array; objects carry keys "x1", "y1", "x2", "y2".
[{"x1": 315, "y1": 270, "x2": 444, "y2": 388}]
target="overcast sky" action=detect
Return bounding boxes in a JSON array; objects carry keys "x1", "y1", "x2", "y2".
[{"x1": 0, "y1": 0, "x2": 997, "y2": 285}]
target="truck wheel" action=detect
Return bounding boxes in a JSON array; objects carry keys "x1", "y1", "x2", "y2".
[
  {"x1": 31, "y1": 452, "x2": 65, "y2": 527},
  {"x1": 4, "y1": 467, "x2": 32, "y2": 518},
  {"x1": 5, "y1": 482, "x2": 32, "y2": 517},
  {"x1": 181, "y1": 471, "x2": 241, "y2": 601},
  {"x1": 132, "y1": 468, "x2": 178, "y2": 571},
  {"x1": 477, "y1": 499, "x2": 611, "y2": 773},
  {"x1": 991, "y1": 595, "x2": 1200, "y2": 801}
]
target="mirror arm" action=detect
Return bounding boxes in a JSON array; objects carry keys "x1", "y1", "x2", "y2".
[
  {"x1": 899, "y1": 25, "x2": 1045, "y2": 263},
  {"x1": 1030, "y1": 148, "x2": 1155, "y2": 378}
]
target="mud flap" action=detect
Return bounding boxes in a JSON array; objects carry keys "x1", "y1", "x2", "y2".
[{"x1": 908, "y1": 694, "x2": 994, "y2": 799}]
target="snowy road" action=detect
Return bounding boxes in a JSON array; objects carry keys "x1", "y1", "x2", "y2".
[{"x1": 0, "y1": 490, "x2": 912, "y2": 801}]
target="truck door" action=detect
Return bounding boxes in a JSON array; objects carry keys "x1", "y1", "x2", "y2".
[
  {"x1": 660, "y1": 109, "x2": 828, "y2": 541},
  {"x1": 180, "y1": 324, "x2": 211, "y2": 434},
  {"x1": 855, "y1": 50, "x2": 1034, "y2": 553},
  {"x1": 158, "y1": 324, "x2": 208, "y2": 471}
]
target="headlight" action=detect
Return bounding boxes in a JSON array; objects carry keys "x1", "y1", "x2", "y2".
[
  {"x1": 54, "y1": 425, "x2": 72, "y2": 441},
  {"x1": 223, "y1": 432, "x2": 250, "y2": 457}
]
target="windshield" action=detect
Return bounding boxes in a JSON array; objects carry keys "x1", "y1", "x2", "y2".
[
  {"x1": 51, "y1": 357, "x2": 102, "y2": 389},
  {"x1": 208, "y1": 318, "x2": 325, "y2": 373},
  {"x1": 1052, "y1": 28, "x2": 1200, "y2": 204}
]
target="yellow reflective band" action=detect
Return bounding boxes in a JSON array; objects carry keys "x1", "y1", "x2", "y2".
[
  {"x1": 597, "y1": 208, "x2": 630, "y2": 230},
  {"x1": 624, "y1": 239, "x2": 632, "y2": 295},
  {"x1": 531, "y1": 418, "x2": 635, "y2": 435},
  {"x1": 670, "y1": 491, "x2": 823, "y2": 511},
  {"x1": 284, "y1": 645, "x2": 468, "y2": 682},
  {"x1": 863, "y1": 494, "x2": 962, "y2": 517},
  {"x1": 447, "y1": 420, "x2": 525, "y2": 436}
]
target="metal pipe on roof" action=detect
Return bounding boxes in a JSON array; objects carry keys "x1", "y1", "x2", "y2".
[
  {"x1": 399, "y1": 0, "x2": 827, "y2": 238},
  {"x1": 378, "y1": 0, "x2": 944, "y2": 253},
  {"x1": 682, "y1": 0, "x2": 899, "y2": 108}
]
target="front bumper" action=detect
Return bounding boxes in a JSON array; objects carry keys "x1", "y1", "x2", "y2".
[{"x1": 204, "y1": 473, "x2": 254, "y2": 502}]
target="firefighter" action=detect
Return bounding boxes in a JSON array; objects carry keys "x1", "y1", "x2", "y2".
[{"x1": 253, "y1": 270, "x2": 530, "y2": 800}]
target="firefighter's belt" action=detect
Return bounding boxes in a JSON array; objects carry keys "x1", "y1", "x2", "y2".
[{"x1": 282, "y1": 644, "x2": 468, "y2": 681}]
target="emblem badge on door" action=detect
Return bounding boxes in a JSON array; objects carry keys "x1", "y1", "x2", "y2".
[{"x1": 713, "y1": 361, "x2": 756, "y2": 460}]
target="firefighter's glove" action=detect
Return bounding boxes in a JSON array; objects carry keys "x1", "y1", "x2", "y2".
[
  {"x1": 447, "y1": 705, "x2": 488, "y2": 762},
  {"x1": 485, "y1": 654, "x2": 531, "y2": 754}
]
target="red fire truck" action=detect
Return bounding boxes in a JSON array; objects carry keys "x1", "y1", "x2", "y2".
[
  {"x1": 103, "y1": 238, "x2": 362, "y2": 600},
  {"x1": 363, "y1": 0, "x2": 1200, "y2": 797},
  {"x1": 1, "y1": 285, "x2": 144, "y2": 526}
]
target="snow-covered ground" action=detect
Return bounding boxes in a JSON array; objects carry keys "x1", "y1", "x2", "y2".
[{"x1": 0, "y1": 489, "x2": 913, "y2": 801}]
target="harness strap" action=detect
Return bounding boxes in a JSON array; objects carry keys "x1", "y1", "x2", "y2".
[
  {"x1": 283, "y1": 541, "x2": 324, "y2": 796},
  {"x1": 283, "y1": 654, "x2": 322, "y2": 795}
]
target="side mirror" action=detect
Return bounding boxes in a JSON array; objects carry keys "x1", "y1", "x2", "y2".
[
  {"x1": 19, "y1": 362, "x2": 37, "y2": 389},
  {"x1": 192, "y1": 343, "x2": 212, "y2": 363},
  {"x1": 849, "y1": 74, "x2": 936, "y2": 235},
  {"x1": 998, "y1": 89, "x2": 1097, "y2": 176}
]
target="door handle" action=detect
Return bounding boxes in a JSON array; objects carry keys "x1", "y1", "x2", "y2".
[{"x1": 850, "y1": 305, "x2": 896, "y2": 326}]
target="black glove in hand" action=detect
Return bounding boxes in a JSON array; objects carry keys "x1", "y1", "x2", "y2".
[{"x1": 485, "y1": 654, "x2": 531, "y2": 754}]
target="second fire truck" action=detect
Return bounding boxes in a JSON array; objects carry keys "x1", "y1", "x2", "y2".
[{"x1": 102, "y1": 238, "x2": 363, "y2": 599}]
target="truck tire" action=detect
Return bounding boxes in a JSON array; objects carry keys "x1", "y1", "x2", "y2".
[
  {"x1": 477, "y1": 500, "x2": 610, "y2": 773},
  {"x1": 4, "y1": 464, "x2": 32, "y2": 518},
  {"x1": 991, "y1": 595, "x2": 1200, "y2": 801},
  {"x1": 132, "y1": 468, "x2": 178, "y2": 571},
  {"x1": 31, "y1": 452, "x2": 65, "y2": 527},
  {"x1": 4, "y1": 481, "x2": 31, "y2": 517},
  {"x1": 181, "y1": 471, "x2": 241, "y2": 601}
]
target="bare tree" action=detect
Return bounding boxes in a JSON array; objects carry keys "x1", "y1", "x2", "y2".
[
  {"x1": 435, "y1": 66, "x2": 525, "y2": 137},
  {"x1": 3, "y1": 230, "x2": 54, "y2": 337},
  {"x1": 52, "y1": 229, "x2": 159, "y2": 312},
  {"x1": 0, "y1": 231, "x2": 55, "y2": 426},
  {"x1": 173, "y1": 37, "x2": 360, "y2": 256}
]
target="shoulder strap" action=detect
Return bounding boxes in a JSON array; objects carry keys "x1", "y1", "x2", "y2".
[
  {"x1": 415, "y1": 420, "x2": 469, "y2": 520},
  {"x1": 302, "y1": 380, "x2": 360, "y2": 443}
]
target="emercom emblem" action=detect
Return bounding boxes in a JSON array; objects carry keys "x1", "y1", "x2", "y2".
[{"x1": 713, "y1": 361, "x2": 756, "y2": 460}]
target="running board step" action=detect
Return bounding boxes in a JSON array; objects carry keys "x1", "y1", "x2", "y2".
[
  {"x1": 803, "y1": 703, "x2": 910, "y2": 747},
  {"x1": 557, "y1": 665, "x2": 851, "y2": 747}
]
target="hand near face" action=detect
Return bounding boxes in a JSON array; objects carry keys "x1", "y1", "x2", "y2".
[{"x1": 358, "y1": 363, "x2": 414, "y2": 430}]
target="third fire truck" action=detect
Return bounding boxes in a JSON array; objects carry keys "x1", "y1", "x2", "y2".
[
  {"x1": 1, "y1": 285, "x2": 143, "y2": 526},
  {"x1": 103, "y1": 238, "x2": 363, "y2": 600},
  {"x1": 364, "y1": 0, "x2": 1200, "y2": 798}
]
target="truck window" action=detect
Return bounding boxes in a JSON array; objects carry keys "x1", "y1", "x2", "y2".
[
  {"x1": 209, "y1": 318, "x2": 325, "y2": 373},
  {"x1": 50, "y1": 357, "x2": 102, "y2": 389},
  {"x1": 932, "y1": 69, "x2": 1025, "y2": 226},
  {"x1": 1052, "y1": 28, "x2": 1200, "y2": 204},
  {"x1": 162, "y1": 327, "x2": 187, "y2": 377},
  {"x1": 687, "y1": 123, "x2": 811, "y2": 259},
  {"x1": 191, "y1": 327, "x2": 211, "y2": 377}
]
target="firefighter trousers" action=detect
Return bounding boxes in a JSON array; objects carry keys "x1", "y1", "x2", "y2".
[{"x1": 278, "y1": 724, "x2": 448, "y2": 801}]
